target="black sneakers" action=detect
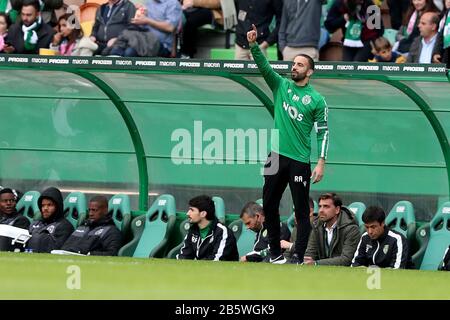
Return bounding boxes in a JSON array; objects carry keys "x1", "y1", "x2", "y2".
[
  {"x1": 269, "y1": 254, "x2": 287, "y2": 264},
  {"x1": 287, "y1": 253, "x2": 302, "y2": 265}
]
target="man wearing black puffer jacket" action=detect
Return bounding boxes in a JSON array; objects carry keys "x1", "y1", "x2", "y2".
[
  {"x1": 61, "y1": 196, "x2": 122, "y2": 256},
  {"x1": 0, "y1": 188, "x2": 30, "y2": 251},
  {"x1": 27, "y1": 187, "x2": 74, "y2": 253},
  {"x1": 177, "y1": 195, "x2": 238, "y2": 261},
  {"x1": 351, "y1": 206, "x2": 411, "y2": 269}
]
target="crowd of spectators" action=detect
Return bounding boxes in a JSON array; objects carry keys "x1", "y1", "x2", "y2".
[{"x1": 0, "y1": 0, "x2": 448, "y2": 66}]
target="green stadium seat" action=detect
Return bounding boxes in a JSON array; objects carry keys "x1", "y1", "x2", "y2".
[
  {"x1": 16, "y1": 191, "x2": 41, "y2": 222},
  {"x1": 166, "y1": 196, "x2": 227, "y2": 259},
  {"x1": 118, "y1": 194, "x2": 177, "y2": 258},
  {"x1": 348, "y1": 202, "x2": 366, "y2": 233},
  {"x1": 108, "y1": 194, "x2": 132, "y2": 239},
  {"x1": 385, "y1": 200, "x2": 416, "y2": 243},
  {"x1": 418, "y1": 202, "x2": 450, "y2": 270},
  {"x1": 383, "y1": 28, "x2": 398, "y2": 46},
  {"x1": 63, "y1": 192, "x2": 87, "y2": 229},
  {"x1": 229, "y1": 218, "x2": 255, "y2": 258}
]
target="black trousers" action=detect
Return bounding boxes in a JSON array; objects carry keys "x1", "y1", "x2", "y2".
[
  {"x1": 343, "y1": 41, "x2": 373, "y2": 62},
  {"x1": 181, "y1": 8, "x2": 213, "y2": 58},
  {"x1": 263, "y1": 152, "x2": 311, "y2": 260}
]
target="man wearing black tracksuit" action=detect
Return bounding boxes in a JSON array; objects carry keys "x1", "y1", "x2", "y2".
[
  {"x1": 351, "y1": 206, "x2": 410, "y2": 269},
  {"x1": 0, "y1": 188, "x2": 30, "y2": 251},
  {"x1": 27, "y1": 187, "x2": 74, "y2": 253},
  {"x1": 61, "y1": 196, "x2": 122, "y2": 256},
  {"x1": 177, "y1": 195, "x2": 238, "y2": 261}
]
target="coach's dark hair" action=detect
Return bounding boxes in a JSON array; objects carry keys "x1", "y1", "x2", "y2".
[
  {"x1": 362, "y1": 206, "x2": 386, "y2": 224},
  {"x1": 240, "y1": 201, "x2": 264, "y2": 218},
  {"x1": 318, "y1": 192, "x2": 342, "y2": 208},
  {"x1": 189, "y1": 195, "x2": 215, "y2": 221},
  {"x1": 295, "y1": 53, "x2": 315, "y2": 71}
]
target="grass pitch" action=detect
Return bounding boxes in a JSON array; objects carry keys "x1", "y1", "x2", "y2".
[{"x1": 1, "y1": 252, "x2": 449, "y2": 300}]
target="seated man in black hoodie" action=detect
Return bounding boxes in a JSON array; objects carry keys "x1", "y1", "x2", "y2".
[
  {"x1": 0, "y1": 188, "x2": 30, "y2": 251},
  {"x1": 27, "y1": 187, "x2": 73, "y2": 253},
  {"x1": 61, "y1": 196, "x2": 122, "y2": 256},
  {"x1": 177, "y1": 195, "x2": 239, "y2": 261}
]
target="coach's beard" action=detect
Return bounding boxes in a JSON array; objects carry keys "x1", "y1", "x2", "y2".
[{"x1": 291, "y1": 71, "x2": 307, "y2": 82}]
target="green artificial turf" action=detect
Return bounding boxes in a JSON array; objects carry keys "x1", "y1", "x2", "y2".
[{"x1": 1, "y1": 252, "x2": 449, "y2": 300}]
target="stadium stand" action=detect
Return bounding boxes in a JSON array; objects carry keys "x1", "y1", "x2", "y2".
[{"x1": 348, "y1": 202, "x2": 366, "y2": 233}]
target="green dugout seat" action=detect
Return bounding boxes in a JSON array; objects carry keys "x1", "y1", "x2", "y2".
[
  {"x1": 348, "y1": 202, "x2": 367, "y2": 233},
  {"x1": 417, "y1": 202, "x2": 450, "y2": 270},
  {"x1": 108, "y1": 194, "x2": 132, "y2": 239},
  {"x1": 166, "y1": 196, "x2": 226, "y2": 259},
  {"x1": 229, "y1": 218, "x2": 255, "y2": 258},
  {"x1": 119, "y1": 194, "x2": 176, "y2": 258},
  {"x1": 385, "y1": 200, "x2": 416, "y2": 242},
  {"x1": 16, "y1": 191, "x2": 41, "y2": 222},
  {"x1": 63, "y1": 192, "x2": 87, "y2": 229}
]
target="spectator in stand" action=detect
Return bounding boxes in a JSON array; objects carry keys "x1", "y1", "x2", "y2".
[
  {"x1": 26, "y1": 187, "x2": 74, "y2": 253},
  {"x1": 50, "y1": 14, "x2": 97, "y2": 56},
  {"x1": 387, "y1": 0, "x2": 411, "y2": 30},
  {"x1": 11, "y1": 0, "x2": 63, "y2": 26},
  {"x1": 239, "y1": 201, "x2": 290, "y2": 262},
  {"x1": 234, "y1": 0, "x2": 282, "y2": 60},
  {"x1": 278, "y1": 0, "x2": 323, "y2": 61},
  {"x1": 179, "y1": 0, "x2": 223, "y2": 58},
  {"x1": 3, "y1": 0, "x2": 55, "y2": 54},
  {"x1": 61, "y1": 196, "x2": 122, "y2": 256},
  {"x1": 395, "y1": 0, "x2": 440, "y2": 54},
  {"x1": 432, "y1": 0, "x2": 450, "y2": 67},
  {"x1": 0, "y1": 13, "x2": 10, "y2": 53},
  {"x1": 325, "y1": 0, "x2": 384, "y2": 62},
  {"x1": 407, "y1": 11, "x2": 440, "y2": 62},
  {"x1": 370, "y1": 36, "x2": 407, "y2": 62},
  {"x1": 121, "y1": 0, "x2": 181, "y2": 57},
  {"x1": 177, "y1": 195, "x2": 239, "y2": 261},
  {"x1": 90, "y1": 0, "x2": 136, "y2": 55},
  {"x1": 0, "y1": 188, "x2": 30, "y2": 252}
]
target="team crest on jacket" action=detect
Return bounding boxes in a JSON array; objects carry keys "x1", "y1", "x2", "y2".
[
  {"x1": 47, "y1": 225, "x2": 55, "y2": 233},
  {"x1": 302, "y1": 95, "x2": 311, "y2": 105},
  {"x1": 209, "y1": 237, "x2": 214, "y2": 243},
  {"x1": 191, "y1": 235, "x2": 198, "y2": 243},
  {"x1": 263, "y1": 230, "x2": 268, "y2": 237},
  {"x1": 95, "y1": 229, "x2": 104, "y2": 236},
  {"x1": 383, "y1": 244, "x2": 389, "y2": 254}
]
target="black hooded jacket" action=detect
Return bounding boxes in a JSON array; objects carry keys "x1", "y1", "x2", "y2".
[
  {"x1": 245, "y1": 222, "x2": 290, "y2": 262},
  {"x1": 27, "y1": 187, "x2": 74, "y2": 253},
  {"x1": 0, "y1": 209, "x2": 30, "y2": 251},
  {"x1": 177, "y1": 218, "x2": 239, "y2": 261},
  {"x1": 61, "y1": 215, "x2": 122, "y2": 256}
]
